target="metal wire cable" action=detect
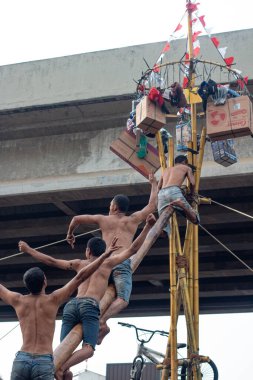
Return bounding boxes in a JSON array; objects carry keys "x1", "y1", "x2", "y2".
[
  {"x1": 0, "y1": 323, "x2": 20, "y2": 341},
  {"x1": 209, "y1": 199, "x2": 253, "y2": 220},
  {"x1": 0, "y1": 228, "x2": 101, "y2": 262},
  {"x1": 199, "y1": 224, "x2": 253, "y2": 273}
]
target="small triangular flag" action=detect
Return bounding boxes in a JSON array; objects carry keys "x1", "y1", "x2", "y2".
[
  {"x1": 224, "y1": 57, "x2": 234, "y2": 66},
  {"x1": 211, "y1": 37, "x2": 220, "y2": 48},
  {"x1": 174, "y1": 23, "x2": 182, "y2": 32},
  {"x1": 218, "y1": 47, "x2": 227, "y2": 58},
  {"x1": 198, "y1": 15, "x2": 206, "y2": 27}
]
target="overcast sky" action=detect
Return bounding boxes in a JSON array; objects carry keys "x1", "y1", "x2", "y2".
[{"x1": 0, "y1": 0, "x2": 253, "y2": 379}]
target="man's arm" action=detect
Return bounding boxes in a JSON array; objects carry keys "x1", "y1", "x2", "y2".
[
  {"x1": 0, "y1": 284, "x2": 21, "y2": 307},
  {"x1": 157, "y1": 175, "x2": 163, "y2": 191},
  {"x1": 131, "y1": 173, "x2": 158, "y2": 223},
  {"x1": 18, "y1": 241, "x2": 81, "y2": 271},
  {"x1": 109, "y1": 214, "x2": 156, "y2": 267},
  {"x1": 52, "y1": 238, "x2": 121, "y2": 304},
  {"x1": 187, "y1": 167, "x2": 195, "y2": 194},
  {"x1": 66, "y1": 214, "x2": 103, "y2": 248}
]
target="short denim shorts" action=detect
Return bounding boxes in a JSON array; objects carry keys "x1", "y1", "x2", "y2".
[
  {"x1": 109, "y1": 258, "x2": 132, "y2": 303},
  {"x1": 60, "y1": 297, "x2": 100, "y2": 350},
  {"x1": 11, "y1": 351, "x2": 54, "y2": 380}
]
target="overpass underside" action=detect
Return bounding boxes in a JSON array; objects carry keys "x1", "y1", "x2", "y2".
[{"x1": 0, "y1": 94, "x2": 253, "y2": 321}]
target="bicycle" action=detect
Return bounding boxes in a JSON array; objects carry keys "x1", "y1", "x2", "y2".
[{"x1": 118, "y1": 322, "x2": 218, "y2": 380}]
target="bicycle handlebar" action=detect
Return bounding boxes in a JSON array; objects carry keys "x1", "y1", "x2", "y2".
[{"x1": 118, "y1": 321, "x2": 169, "y2": 343}]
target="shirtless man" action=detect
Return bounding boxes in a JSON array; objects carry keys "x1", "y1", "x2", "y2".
[
  {"x1": 157, "y1": 154, "x2": 199, "y2": 234},
  {"x1": 66, "y1": 173, "x2": 158, "y2": 343},
  {"x1": 20, "y1": 214, "x2": 156, "y2": 379},
  {"x1": 0, "y1": 240, "x2": 118, "y2": 380}
]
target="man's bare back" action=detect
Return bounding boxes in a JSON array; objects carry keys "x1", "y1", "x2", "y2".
[
  {"x1": 159, "y1": 164, "x2": 194, "y2": 190},
  {"x1": 14, "y1": 293, "x2": 59, "y2": 354},
  {"x1": 66, "y1": 173, "x2": 158, "y2": 252},
  {"x1": 75, "y1": 258, "x2": 122, "y2": 302},
  {"x1": 96, "y1": 214, "x2": 140, "y2": 253}
]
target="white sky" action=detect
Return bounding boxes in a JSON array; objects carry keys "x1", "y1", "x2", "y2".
[{"x1": 0, "y1": 0, "x2": 253, "y2": 379}]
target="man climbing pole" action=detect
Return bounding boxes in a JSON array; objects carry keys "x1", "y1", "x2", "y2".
[
  {"x1": 20, "y1": 215, "x2": 156, "y2": 379},
  {"x1": 158, "y1": 154, "x2": 200, "y2": 234},
  {"x1": 66, "y1": 173, "x2": 158, "y2": 344},
  {"x1": 0, "y1": 240, "x2": 118, "y2": 380}
]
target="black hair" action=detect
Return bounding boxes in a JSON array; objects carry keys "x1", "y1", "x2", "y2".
[
  {"x1": 113, "y1": 194, "x2": 130, "y2": 213},
  {"x1": 87, "y1": 237, "x2": 106, "y2": 257},
  {"x1": 23, "y1": 267, "x2": 45, "y2": 294},
  {"x1": 175, "y1": 155, "x2": 188, "y2": 164}
]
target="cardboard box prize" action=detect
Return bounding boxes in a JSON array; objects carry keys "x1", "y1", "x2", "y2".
[
  {"x1": 135, "y1": 96, "x2": 166, "y2": 135},
  {"x1": 110, "y1": 129, "x2": 160, "y2": 179},
  {"x1": 206, "y1": 96, "x2": 253, "y2": 140}
]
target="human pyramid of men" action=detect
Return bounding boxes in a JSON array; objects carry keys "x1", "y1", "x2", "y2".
[{"x1": 0, "y1": 155, "x2": 199, "y2": 379}]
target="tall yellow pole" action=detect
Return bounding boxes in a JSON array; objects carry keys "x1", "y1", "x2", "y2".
[
  {"x1": 187, "y1": 2, "x2": 202, "y2": 379},
  {"x1": 161, "y1": 136, "x2": 178, "y2": 380}
]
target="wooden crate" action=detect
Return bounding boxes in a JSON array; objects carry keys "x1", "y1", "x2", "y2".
[{"x1": 110, "y1": 129, "x2": 160, "y2": 178}]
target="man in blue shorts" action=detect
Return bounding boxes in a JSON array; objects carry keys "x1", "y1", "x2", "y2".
[
  {"x1": 21, "y1": 214, "x2": 156, "y2": 379},
  {"x1": 66, "y1": 173, "x2": 158, "y2": 344},
  {"x1": 0, "y1": 241, "x2": 117, "y2": 380},
  {"x1": 157, "y1": 155, "x2": 200, "y2": 234}
]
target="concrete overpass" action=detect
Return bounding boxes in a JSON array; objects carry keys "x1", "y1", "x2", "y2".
[{"x1": 0, "y1": 29, "x2": 253, "y2": 321}]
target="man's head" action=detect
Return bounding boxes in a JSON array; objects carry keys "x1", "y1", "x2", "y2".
[
  {"x1": 175, "y1": 155, "x2": 188, "y2": 165},
  {"x1": 23, "y1": 267, "x2": 46, "y2": 294},
  {"x1": 109, "y1": 194, "x2": 130, "y2": 214},
  {"x1": 86, "y1": 237, "x2": 106, "y2": 258}
]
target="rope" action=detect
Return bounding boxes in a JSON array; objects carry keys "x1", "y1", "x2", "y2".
[
  {"x1": 0, "y1": 228, "x2": 101, "y2": 262},
  {"x1": 208, "y1": 198, "x2": 253, "y2": 220},
  {"x1": 199, "y1": 224, "x2": 253, "y2": 273},
  {"x1": 0, "y1": 323, "x2": 20, "y2": 341}
]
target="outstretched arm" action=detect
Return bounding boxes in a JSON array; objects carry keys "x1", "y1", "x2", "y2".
[
  {"x1": 66, "y1": 214, "x2": 103, "y2": 248},
  {"x1": 52, "y1": 238, "x2": 121, "y2": 304},
  {"x1": 131, "y1": 173, "x2": 158, "y2": 223},
  {"x1": 18, "y1": 241, "x2": 81, "y2": 271},
  {"x1": 0, "y1": 284, "x2": 20, "y2": 307},
  {"x1": 109, "y1": 214, "x2": 156, "y2": 267}
]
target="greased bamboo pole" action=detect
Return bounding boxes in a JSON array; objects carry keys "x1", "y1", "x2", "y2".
[
  {"x1": 193, "y1": 126, "x2": 207, "y2": 351},
  {"x1": 186, "y1": 2, "x2": 202, "y2": 378},
  {"x1": 156, "y1": 131, "x2": 167, "y2": 170},
  {"x1": 168, "y1": 142, "x2": 177, "y2": 380},
  {"x1": 161, "y1": 137, "x2": 178, "y2": 380}
]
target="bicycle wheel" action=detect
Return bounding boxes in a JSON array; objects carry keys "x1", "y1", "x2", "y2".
[
  {"x1": 180, "y1": 359, "x2": 218, "y2": 380},
  {"x1": 130, "y1": 355, "x2": 145, "y2": 380}
]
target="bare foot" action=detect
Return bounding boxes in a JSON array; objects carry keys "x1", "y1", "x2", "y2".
[
  {"x1": 55, "y1": 368, "x2": 64, "y2": 380},
  {"x1": 169, "y1": 199, "x2": 198, "y2": 224},
  {"x1": 64, "y1": 370, "x2": 73, "y2": 380},
  {"x1": 97, "y1": 323, "x2": 110, "y2": 345},
  {"x1": 55, "y1": 368, "x2": 72, "y2": 380}
]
